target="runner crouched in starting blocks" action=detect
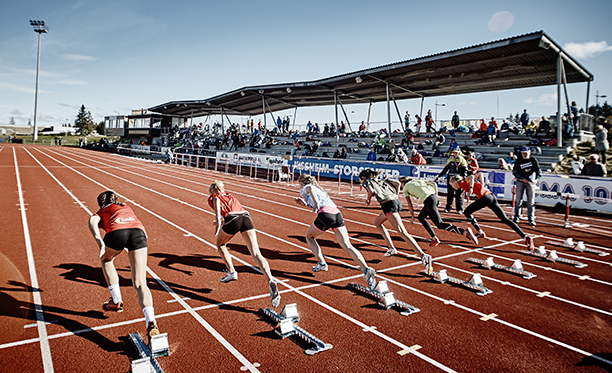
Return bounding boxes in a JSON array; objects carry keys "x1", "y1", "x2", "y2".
[{"x1": 448, "y1": 175, "x2": 535, "y2": 251}]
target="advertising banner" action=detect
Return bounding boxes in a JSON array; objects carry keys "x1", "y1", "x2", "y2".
[{"x1": 217, "y1": 151, "x2": 288, "y2": 166}]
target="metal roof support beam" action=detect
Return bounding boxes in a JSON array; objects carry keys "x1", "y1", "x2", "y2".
[
  {"x1": 419, "y1": 97, "x2": 425, "y2": 121},
  {"x1": 261, "y1": 95, "x2": 266, "y2": 129},
  {"x1": 334, "y1": 91, "x2": 339, "y2": 142},
  {"x1": 336, "y1": 96, "x2": 353, "y2": 133},
  {"x1": 367, "y1": 74, "x2": 424, "y2": 98},
  {"x1": 540, "y1": 35, "x2": 592, "y2": 81},
  {"x1": 560, "y1": 59, "x2": 573, "y2": 137},
  {"x1": 388, "y1": 88, "x2": 405, "y2": 132},
  {"x1": 386, "y1": 83, "x2": 391, "y2": 135},
  {"x1": 586, "y1": 80, "x2": 591, "y2": 116},
  {"x1": 293, "y1": 107, "x2": 298, "y2": 132},
  {"x1": 557, "y1": 53, "x2": 562, "y2": 147},
  {"x1": 221, "y1": 107, "x2": 225, "y2": 133},
  {"x1": 366, "y1": 102, "x2": 373, "y2": 132},
  {"x1": 264, "y1": 99, "x2": 276, "y2": 130},
  {"x1": 223, "y1": 109, "x2": 233, "y2": 130}
]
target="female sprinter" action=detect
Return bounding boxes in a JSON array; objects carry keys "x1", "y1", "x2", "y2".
[
  {"x1": 399, "y1": 177, "x2": 479, "y2": 247},
  {"x1": 87, "y1": 191, "x2": 160, "y2": 342},
  {"x1": 448, "y1": 175, "x2": 535, "y2": 250},
  {"x1": 294, "y1": 174, "x2": 377, "y2": 290},
  {"x1": 208, "y1": 180, "x2": 280, "y2": 307},
  {"x1": 358, "y1": 169, "x2": 432, "y2": 274}
]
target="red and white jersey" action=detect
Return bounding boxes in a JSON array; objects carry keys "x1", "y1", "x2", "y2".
[
  {"x1": 208, "y1": 193, "x2": 247, "y2": 217},
  {"x1": 458, "y1": 179, "x2": 491, "y2": 199},
  {"x1": 95, "y1": 203, "x2": 145, "y2": 234}
]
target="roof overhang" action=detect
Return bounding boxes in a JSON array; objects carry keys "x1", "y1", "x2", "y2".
[{"x1": 149, "y1": 31, "x2": 593, "y2": 118}]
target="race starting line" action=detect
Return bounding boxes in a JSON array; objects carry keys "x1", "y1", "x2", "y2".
[
  {"x1": 426, "y1": 270, "x2": 493, "y2": 296},
  {"x1": 545, "y1": 237, "x2": 609, "y2": 257},
  {"x1": 259, "y1": 304, "x2": 333, "y2": 355},
  {"x1": 129, "y1": 331, "x2": 169, "y2": 373},
  {"x1": 519, "y1": 246, "x2": 587, "y2": 268},
  {"x1": 467, "y1": 257, "x2": 536, "y2": 280}
]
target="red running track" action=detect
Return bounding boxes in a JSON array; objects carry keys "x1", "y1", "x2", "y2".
[{"x1": 1, "y1": 143, "x2": 611, "y2": 372}]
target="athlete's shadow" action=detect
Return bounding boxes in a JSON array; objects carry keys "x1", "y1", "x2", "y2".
[
  {"x1": 55, "y1": 263, "x2": 131, "y2": 288},
  {"x1": 149, "y1": 253, "x2": 226, "y2": 276},
  {"x1": 0, "y1": 282, "x2": 126, "y2": 354},
  {"x1": 576, "y1": 353, "x2": 612, "y2": 372}
]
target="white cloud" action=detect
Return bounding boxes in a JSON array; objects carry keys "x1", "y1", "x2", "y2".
[
  {"x1": 63, "y1": 53, "x2": 96, "y2": 61},
  {"x1": 470, "y1": 101, "x2": 477, "y2": 106},
  {"x1": 564, "y1": 41, "x2": 612, "y2": 59},
  {"x1": 488, "y1": 11, "x2": 514, "y2": 33},
  {"x1": 0, "y1": 81, "x2": 35, "y2": 94},
  {"x1": 523, "y1": 98, "x2": 533, "y2": 104},
  {"x1": 524, "y1": 94, "x2": 557, "y2": 107}
]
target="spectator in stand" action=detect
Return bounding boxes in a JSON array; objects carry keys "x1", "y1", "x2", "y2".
[
  {"x1": 432, "y1": 133, "x2": 446, "y2": 154},
  {"x1": 520, "y1": 109, "x2": 530, "y2": 129},
  {"x1": 451, "y1": 111, "x2": 460, "y2": 129},
  {"x1": 571, "y1": 101, "x2": 579, "y2": 133},
  {"x1": 447, "y1": 138, "x2": 460, "y2": 153},
  {"x1": 307, "y1": 121, "x2": 313, "y2": 134},
  {"x1": 434, "y1": 149, "x2": 467, "y2": 214},
  {"x1": 415, "y1": 115, "x2": 422, "y2": 135},
  {"x1": 505, "y1": 151, "x2": 516, "y2": 166},
  {"x1": 397, "y1": 148, "x2": 409, "y2": 163},
  {"x1": 525, "y1": 121, "x2": 537, "y2": 136},
  {"x1": 410, "y1": 148, "x2": 427, "y2": 165},
  {"x1": 426, "y1": 112, "x2": 435, "y2": 133},
  {"x1": 498, "y1": 158, "x2": 511, "y2": 170},
  {"x1": 486, "y1": 120, "x2": 498, "y2": 144},
  {"x1": 359, "y1": 121, "x2": 366, "y2": 135},
  {"x1": 581, "y1": 154, "x2": 607, "y2": 177},
  {"x1": 572, "y1": 155, "x2": 586, "y2": 175},
  {"x1": 476, "y1": 119, "x2": 488, "y2": 137},
  {"x1": 404, "y1": 111, "x2": 411, "y2": 131},
  {"x1": 512, "y1": 147, "x2": 541, "y2": 226},
  {"x1": 313, "y1": 122, "x2": 320, "y2": 134},
  {"x1": 386, "y1": 148, "x2": 398, "y2": 162},
  {"x1": 367, "y1": 147, "x2": 377, "y2": 161},
  {"x1": 536, "y1": 116, "x2": 552, "y2": 137},
  {"x1": 594, "y1": 125, "x2": 609, "y2": 165},
  {"x1": 466, "y1": 152, "x2": 486, "y2": 186},
  {"x1": 323, "y1": 123, "x2": 329, "y2": 136}
]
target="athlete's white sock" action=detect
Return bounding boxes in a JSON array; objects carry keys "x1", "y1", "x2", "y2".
[
  {"x1": 143, "y1": 306, "x2": 156, "y2": 326},
  {"x1": 108, "y1": 284, "x2": 122, "y2": 304}
]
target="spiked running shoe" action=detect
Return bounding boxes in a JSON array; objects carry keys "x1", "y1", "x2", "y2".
[
  {"x1": 475, "y1": 230, "x2": 487, "y2": 240},
  {"x1": 465, "y1": 228, "x2": 479, "y2": 246},
  {"x1": 312, "y1": 262, "x2": 328, "y2": 272},
  {"x1": 147, "y1": 321, "x2": 160, "y2": 345},
  {"x1": 220, "y1": 271, "x2": 238, "y2": 283},
  {"x1": 364, "y1": 267, "x2": 377, "y2": 290},
  {"x1": 429, "y1": 237, "x2": 440, "y2": 247},
  {"x1": 269, "y1": 281, "x2": 281, "y2": 308},
  {"x1": 421, "y1": 254, "x2": 433, "y2": 276},
  {"x1": 384, "y1": 247, "x2": 398, "y2": 257},
  {"x1": 102, "y1": 298, "x2": 123, "y2": 313}
]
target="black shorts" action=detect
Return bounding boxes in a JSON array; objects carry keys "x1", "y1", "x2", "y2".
[
  {"x1": 313, "y1": 212, "x2": 345, "y2": 232},
  {"x1": 222, "y1": 213, "x2": 254, "y2": 235},
  {"x1": 104, "y1": 228, "x2": 147, "y2": 251},
  {"x1": 380, "y1": 198, "x2": 402, "y2": 215}
]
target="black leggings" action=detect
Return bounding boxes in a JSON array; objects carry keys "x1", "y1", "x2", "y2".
[
  {"x1": 445, "y1": 182, "x2": 464, "y2": 212},
  {"x1": 419, "y1": 195, "x2": 465, "y2": 238},
  {"x1": 464, "y1": 193, "x2": 525, "y2": 238}
]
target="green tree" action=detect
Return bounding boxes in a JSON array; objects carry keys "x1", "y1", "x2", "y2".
[
  {"x1": 95, "y1": 121, "x2": 105, "y2": 135},
  {"x1": 588, "y1": 101, "x2": 612, "y2": 118},
  {"x1": 74, "y1": 104, "x2": 95, "y2": 135}
]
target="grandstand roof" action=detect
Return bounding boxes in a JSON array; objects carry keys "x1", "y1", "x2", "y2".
[{"x1": 149, "y1": 31, "x2": 593, "y2": 118}]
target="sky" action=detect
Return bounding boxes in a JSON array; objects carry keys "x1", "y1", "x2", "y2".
[{"x1": 1, "y1": 0, "x2": 612, "y2": 131}]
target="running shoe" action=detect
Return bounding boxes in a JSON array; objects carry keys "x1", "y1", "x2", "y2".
[
  {"x1": 429, "y1": 237, "x2": 440, "y2": 247},
  {"x1": 147, "y1": 321, "x2": 160, "y2": 345},
  {"x1": 269, "y1": 281, "x2": 281, "y2": 308},
  {"x1": 363, "y1": 267, "x2": 377, "y2": 290},
  {"x1": 443, "y1": 208, "x2": 450, "y2": 213},
  {"x1": 312, "y1": 262, "x2": 328, "y2": 272},
  {"x1": 524, "y1": 235, "x2": 536, "y2": 251},
  {"x1": 384, "y1": 247, "x2": 398, "y2": 257},
  {"x1": 421, "y1": 254, "x2": 433, "y2": 275},
  {"x1": 465, "y1": 228, "x2": 479, "y2": 246},
  {"x1": 512, "y1": 216, "x2": 520, "y2": 223},
  {"x1": 528, "y1": 220, "x2": 536, "y2": 227},
  {"x1": 457, "y1": 210, "x2": 464, "y2": 215},
  {"x1": 220, "y1": 271, "x2": 238, "y2": 283},
  {"x1": 475, "y1": 230, "x2": 487, "y2": 239},
  {"x1": 102, "y1": 297, "x2": 123, "y2": 313}
]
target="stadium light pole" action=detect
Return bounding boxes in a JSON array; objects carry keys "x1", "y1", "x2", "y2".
[
  {"x1": 595, "y1": 91, "x2": 606, "y2": 119},
  {"x1": 30, "y1": 20, "x2": 48, "y2": 142}
]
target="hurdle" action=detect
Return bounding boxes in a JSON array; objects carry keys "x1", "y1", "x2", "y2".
[
  {"x1": 337, "y1": 171, "x2": 355, "y2": 196},
  {"x1": 545, "y1": 237, "x2": 609, "y2": 256},
  {"x1": 467, "y1": 257, "x2": 536, "y2": 279},
  {"x1": 128, "y1": 332, "x2": 169, "y2": 373},
  {"x1": 426, "y1": 269, "x2": 492, "y2": 296},
  {"x1": 259, "y1": 304, "x2": 332, "y2": 355},
  {"x1": 348, "y1": 281, "x2": 420, "y2": 316},
  {"x1": 519, "y1": 246, "x2": 587, "y2": 268}
]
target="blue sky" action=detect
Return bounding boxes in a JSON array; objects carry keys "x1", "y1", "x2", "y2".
[{"x1": 1, "y1": 0, "x2": 612, "y2": 130}]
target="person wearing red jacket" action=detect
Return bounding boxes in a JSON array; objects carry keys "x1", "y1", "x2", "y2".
[{"x1": 410, "y1": 148, "x2": 426, "y2": 165}]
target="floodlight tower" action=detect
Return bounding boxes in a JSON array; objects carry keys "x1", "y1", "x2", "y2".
[{"x1": 30, "y1": 20, "x2": 48, "y2": 142}]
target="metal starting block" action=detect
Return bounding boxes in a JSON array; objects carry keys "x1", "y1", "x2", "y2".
[
  {"x1": 467, "y1": 257, "x2": 536, "y2": 279},
  {"x1": 348, "y1": 281, "x2": 420, "y2": 316},
  {"x1": 520, "y1": 246, "x2": 587, "y2": 268},
  {"x1": 259, "y1": 304, "x2": 332, "y2": 355},
  {"x1": 545, "y1": 238, "x2": 609, "y2": 257},
  {"x1": 129, "y1": 332, "x2": 168, "y2": 373},
  {"x1": 428, "y1": 269, "x2": 492, "y2": 296}
]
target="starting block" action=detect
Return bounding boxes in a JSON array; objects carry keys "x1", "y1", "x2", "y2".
[
  {"x1": 259, "y1": 304, "x2": 332, "y2": 355},
  {"x1": 129, "y1": 332, "x2": 169, "y2": 373},
  {"x1": 519, "y1": 246, "x2": 587, "y2": 268},
  {"x1": 427, "y1": 269, "x2": 492, "y2": 296},
  {"x1": 545, "y1": 238, "x2": 609, "y2": 257},
  {"x1": 347, "y1": 281, "x2": 420, "y2": 316},
  {"x1": 467, "y1": 257, "x2": 536, "y2": 280}
]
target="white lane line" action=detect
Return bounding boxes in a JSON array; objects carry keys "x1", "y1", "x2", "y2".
[
  {"x1": 35, "y1": 148, "x2": 456, "y2": 372},
  {"x1": 24, "y1": 148, "x2": 260, "y2": 373},
  {"x1": 13, "y1": 148, "x2": 54, "y2": 372}
]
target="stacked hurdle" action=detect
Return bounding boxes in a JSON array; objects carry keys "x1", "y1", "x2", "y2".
[
  {"x1": 519, "y1": 246, "x2": 587, "y2": 268},
  {"x1": 545, "y1": 237, "x2": 609, "y2": 257},
  {"x1": 348, "y1": 281, "x2": 420, "y2": 316},
  {"x1": 467, "y1": 257, "x2": 536, "y2": 280},
  {"x1": 427, "y1": 269, "x2": 492, "y2": 296},
  {"x1": 128, "y1": 332, "x2": 169, "y2": 373},
  {"x1": 259, "y1": 304, "x2": 332, "y2": 355}
]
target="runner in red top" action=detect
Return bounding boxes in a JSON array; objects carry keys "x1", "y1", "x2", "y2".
[
  {"x1": 208, "y1": 180, "x2": 280, "y2": 307},
  {"x1": 448, "y1": 176, "x2": 535, "y2": 250},
  {"x1": 88, "y1": 191, "x2": 161, "y2": 342}
]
